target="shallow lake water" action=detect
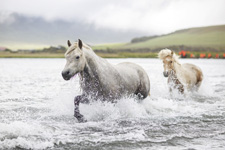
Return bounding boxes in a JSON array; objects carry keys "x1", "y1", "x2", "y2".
[{"x1": 0, "y1": 58, "x2": 225, "y2": 150}]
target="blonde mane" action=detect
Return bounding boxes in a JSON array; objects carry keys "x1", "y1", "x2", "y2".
[
  {"x1": 158, "y1": 48, "x2": 180, "y2": 63},
  {"x1": 65, "y1": 41, "x2": 92, "y2": 55}
]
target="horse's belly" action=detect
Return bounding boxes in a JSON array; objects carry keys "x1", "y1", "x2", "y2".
[
  {"x1": 83, "y1": 82, "x2": 134, "y2": 100},
  {"x1": 104, "y1": 80, "x2": 138, "y2": 98}
]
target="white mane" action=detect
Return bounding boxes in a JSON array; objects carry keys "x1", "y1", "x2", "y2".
[{"x1": 158, "y1": 48, "x2": 180, "y2": 63}]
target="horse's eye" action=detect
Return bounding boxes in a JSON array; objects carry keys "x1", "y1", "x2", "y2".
[
  {"x1": 170, "y1": 61, "x2": 172, "y2": 63},
  {"x1": 76, "y1": 56, "x2": 80, "y2": 60}
]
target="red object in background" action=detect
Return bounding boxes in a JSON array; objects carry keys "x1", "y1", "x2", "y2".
[
  {"x1": 223, "y1": 53, "x2": 225, "y2": 58},
  {"x1": 190, "y1": 54, "x2": 195, "y2": 58},
  {"x1": 179, "y1": 50, "x2": 186, "y2": 58},
  {"x1": 215, "y1": 54, "x2": 219, "y2": 58},
  {"x1": 182, "y1": 51, "x2": 186, "y2": 57},
  {"x1": 208, "y1": 53, "x2": 212, "y2": 58},
  {"x1": 200, "y1": 54, "x2": 206, "y2": 58}
]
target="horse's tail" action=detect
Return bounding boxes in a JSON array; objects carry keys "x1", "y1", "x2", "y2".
[{"x1": 195, "y1": 68, "x2": 203, "y2": 89}]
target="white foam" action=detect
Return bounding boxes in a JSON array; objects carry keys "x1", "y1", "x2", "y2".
[
  {"x1": 1, "y1": 58, "x2": 224, "y2": 149},
  {"x1": 80, "y1": 97, "x2": 149, "y2": 122},
  {"x1": 197, "y1": 76, "x2": 214, "y2": 96},
  {"x1": 47, "y1": 93, "x2": 206, "y2": 123},
  {"x1": 0, "y1": 121, "x2": 55, "y2": 149}
]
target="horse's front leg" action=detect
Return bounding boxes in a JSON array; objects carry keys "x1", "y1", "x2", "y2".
[
  {"x1": 74, "y1": 95, "x2": 89, "y2": 123},
  {"x1": 178, "y1": 84, "x2": 184, "y2": 94}
]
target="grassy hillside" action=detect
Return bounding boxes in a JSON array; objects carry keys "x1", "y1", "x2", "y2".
[
  {"x1": 92, "y1": 43, "x2": 126, "y2": 51},
  {"x1": 1, "y1": 25, "x2": 224, "y2": 58},
  {"x1": 93, "y1": 25, "x2": 225, "y2": 52}
]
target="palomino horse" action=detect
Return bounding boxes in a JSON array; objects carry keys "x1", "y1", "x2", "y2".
[
  {"x1": 158, "y1": 49, "x2": 203, "y2": 94},
  {"x1": 62, "y1": 39, "x2": 150, "y2": 122}
]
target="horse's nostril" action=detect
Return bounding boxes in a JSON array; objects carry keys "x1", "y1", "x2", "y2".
[
  {"x1": 62, "y1": 70, "x2": 71, "y2": 80},
  {"x1": 62, "y1": 70, "x2": 70, "y2": 77},
  {"x1": 163, "y1": 71, "x2": 168, "y2": 77},
  {"x1": 66, "y1": 71, "x2": 70, "y2": 75}
]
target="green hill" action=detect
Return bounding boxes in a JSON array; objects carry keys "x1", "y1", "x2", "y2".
[{"x1": 93, "y1": 25, "x2": 225, "y2": 52}]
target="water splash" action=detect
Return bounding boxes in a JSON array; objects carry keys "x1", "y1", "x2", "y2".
[{"x1": 0, "y1": 58, "x2": 225, "y2": 150}]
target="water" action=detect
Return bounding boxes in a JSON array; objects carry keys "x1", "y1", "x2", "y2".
[{"x1": 0, "y1": 58, "x2": 225, "y2": 150}]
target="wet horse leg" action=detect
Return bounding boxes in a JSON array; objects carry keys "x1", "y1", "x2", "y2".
[{"x1": 74, "y1": 95, "x2": 89, "y2": 123}]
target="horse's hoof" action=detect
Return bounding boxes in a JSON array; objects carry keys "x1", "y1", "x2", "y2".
[
  {"x1": 78, "y1": 117, "x2": 87, "y2": 123},
  {"x1": 74, "y1": 114, "x2": 87, "y2": 123}
]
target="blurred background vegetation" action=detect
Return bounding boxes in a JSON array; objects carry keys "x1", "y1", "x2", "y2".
[{"x1": 1, "y1": 25, "x2": 224, "y2": 58}]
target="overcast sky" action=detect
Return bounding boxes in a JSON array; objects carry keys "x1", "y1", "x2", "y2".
[{"x1": 1, "y1": 0, "x2": 225, "y2": 35}]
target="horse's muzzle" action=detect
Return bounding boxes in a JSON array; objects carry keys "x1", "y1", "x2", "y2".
[
  {"x1": 163, "y1": 71, "x2": 168, "y2": 77},
  {"x1": 62, "y1": 70, "x2": 71, "y2": 80}
]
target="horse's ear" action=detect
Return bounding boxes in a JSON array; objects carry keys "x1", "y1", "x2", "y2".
[
  {"x1": 67, "y1": 40, "x2": 71, "y2": 47},
  {"x1": 171, "y1": 51, "x2": 174, "y2": 56},
  {"x1": 78, "y1": 39, "x2": 83, "y2": 49}
]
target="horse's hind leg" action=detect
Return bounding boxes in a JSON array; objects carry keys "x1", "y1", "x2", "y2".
[{"x1": 74, "y1": 95, "x2": 89, "y2": 123}]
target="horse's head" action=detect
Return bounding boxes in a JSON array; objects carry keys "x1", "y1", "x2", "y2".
[
  {"x1": 158, "y1": 49, "x2": 176, "y2": 78},
  {"x1": 162, "y1": 55, "x2": 174, "y2": 77},
  {"x1": 62, "y1": 39, "x2": 86, "y2": 80}
]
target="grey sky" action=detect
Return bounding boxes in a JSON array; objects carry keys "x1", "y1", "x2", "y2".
[{"x1": 1, "y1": 0, "x2": 225, "y2": 35}]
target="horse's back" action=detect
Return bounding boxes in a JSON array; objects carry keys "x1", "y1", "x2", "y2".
[
  {"x1": 183, "y1": 63, "x2": 203, "y2": 76},
  {"x1": 115, "y1": 62, "x2": 150, "y2": 99},
  {"x1": 115, "y1": 62, "x2": 148, "y2": 80}
]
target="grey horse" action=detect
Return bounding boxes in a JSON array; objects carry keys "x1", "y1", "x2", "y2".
[{"x1": 62, "y1": 39, "x2": 150, "y2": 122}]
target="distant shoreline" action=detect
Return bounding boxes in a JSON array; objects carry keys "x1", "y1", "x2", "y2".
[{"x1": 0, "y1": 52, "x2": 224, "y2": 59}]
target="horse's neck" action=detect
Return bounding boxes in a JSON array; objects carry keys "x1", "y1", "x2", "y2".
[
  {"x1": 173, "y1": 60, "x2": 182, "y2": 74},
  {"x1": 82, "y1": 49, "x2": 107, "y2": 82},
  {"x1": 168, "y1": 70, "x2": 177, "y2": 80},
  {"x1": 169, "y1": 61, "x2": 181, "y2": 80},
  {"x1": 82, "y1": 49, "x2": 98, "y2": 76},
  {"x1": 168, "y1": 60, "x2": 184, "y2": 85}
]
